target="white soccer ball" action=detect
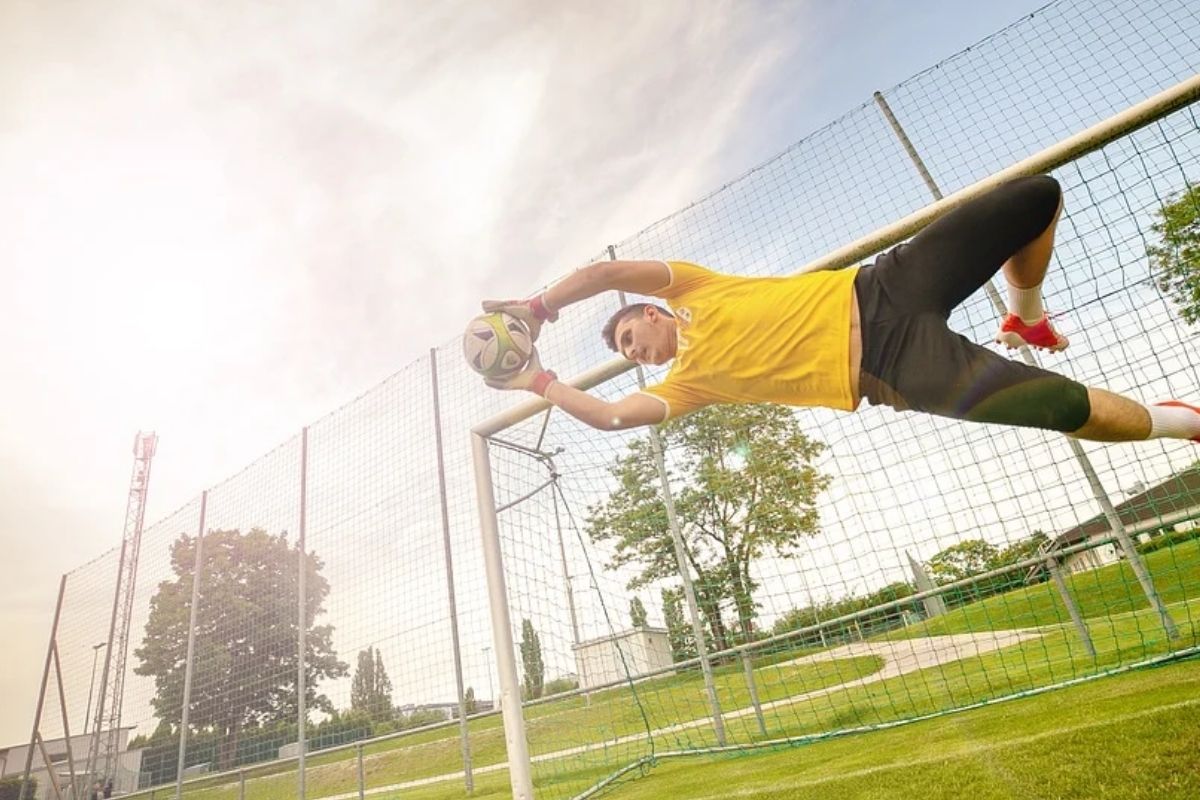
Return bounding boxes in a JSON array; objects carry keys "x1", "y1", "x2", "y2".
[{"x1": 463, "y1": 312, "x2": 533, "y2": 379}]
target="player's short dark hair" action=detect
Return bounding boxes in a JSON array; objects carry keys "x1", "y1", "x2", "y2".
[{"x1": 601, "y1": 303, "x2": 673, "y2": 352}]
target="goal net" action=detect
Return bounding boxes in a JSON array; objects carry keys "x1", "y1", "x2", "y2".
[{"x1": 473, "y1": 81, "x2": 1200, "y2": 800}]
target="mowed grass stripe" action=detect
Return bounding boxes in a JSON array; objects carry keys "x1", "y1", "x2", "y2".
[{"x1": 612, "y1": 656, "x2": 1200, "y2": 800}]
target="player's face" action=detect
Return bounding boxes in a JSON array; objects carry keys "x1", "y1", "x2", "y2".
[{"x1": 615, "y1": 308, "x2": 676, "y2": 366}]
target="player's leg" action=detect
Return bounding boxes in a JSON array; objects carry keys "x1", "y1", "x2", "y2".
[
  {"x1": 993, "y1": 188, "x2": 1069, "y2": 352},
  {"x1": 1069, "y1": 391, "x2": 1200, "y2": 443},
  {"x1": 859, "y1": 313, "x2": 1200, "y2": 442},
  {"x1": 881, "y1": 175, "x2": 1062, "y2": 315}
]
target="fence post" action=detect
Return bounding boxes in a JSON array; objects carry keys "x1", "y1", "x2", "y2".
[
  {"x1": 298, "y1": 427, "x2": 310, "y2": 800},
  {"x1": 610, "y1": 244, "x2": 727, "y2": 747},
  {"x1": 356, "y1": 743, "x2": 365, "y2": 800},
  {"x1": 20, "y1": 573, "x2": 67, "y2": 799},
  {"x1": 871, "y1": 89, "x2": 1178, "y2": 642},
  {"x1": 1047, "y1": 556, "x2": 1096, "y2": 657},
  {"x1": 739, "y1": 649, "x2": 767, "y2": 736},
  {"x1": 175, "y1": 491, "x2": 208, "y2": 800},
  {"x1": 86, "y1": 534, "x2": 128, "y2": 784},
  {"x1": 429, "y1": 348, "x2": 475, "y2": 792}
]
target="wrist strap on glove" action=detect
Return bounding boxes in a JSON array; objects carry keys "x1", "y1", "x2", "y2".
[
  {"x1": 531, "y1": 370, "x2": 557, "y2": 397},
  {"x1": 529, "y1": 294, "x2": 559, "y2": 322}
]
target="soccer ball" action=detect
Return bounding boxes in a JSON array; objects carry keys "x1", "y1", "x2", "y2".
[{"x1": 463, "y1": 312, "x2": 533, "y2": 379}]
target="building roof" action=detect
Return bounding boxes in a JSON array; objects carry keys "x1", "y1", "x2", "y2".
[{"x1": 1056, "y1": 464, "x2": 1200, "y2": 546}]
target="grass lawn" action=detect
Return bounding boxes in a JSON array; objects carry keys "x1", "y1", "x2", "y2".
[
  {"x1": 134, "y1": 541, "x2": 1200, "y2": 800},
  {"x1": 895, "y1": 539, "x2": 1200, "y2": 638},
  {"x1": 603, "y1": 655, "x2": 1200, "y2": 800},
  {"x1": 183, "y1": 655, "x2": 1200, "y2": 799}
]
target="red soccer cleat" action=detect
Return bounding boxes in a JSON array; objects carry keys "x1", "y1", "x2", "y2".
[
  {"x1": 995, "y1": 312, "x2": 1069, "y2": 352},
  {"x1": 1154, "y1": 400, "x2": 1200, "y2": 443}
]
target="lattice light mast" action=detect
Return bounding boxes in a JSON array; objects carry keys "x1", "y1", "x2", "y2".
[{"x1": 86, "y1": 431, "x2": 158, "y2": 785}]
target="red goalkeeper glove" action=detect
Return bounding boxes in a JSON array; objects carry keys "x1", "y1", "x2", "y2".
[
  {"x1": 483, "y1": 348, "x2": 557, "y2": 397},
  {"x1": 480, "y1": 294, "x2": 558, "y2": 341}
]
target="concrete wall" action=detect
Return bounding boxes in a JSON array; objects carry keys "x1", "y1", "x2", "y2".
[{"x1": 573, "y1": 627, "x2": 673, "y2": 690}]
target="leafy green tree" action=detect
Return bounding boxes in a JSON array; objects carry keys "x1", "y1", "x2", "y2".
[
  {"x1": 629, "y1": 596, "x2": 648, "y2": 628},
  {"x1": 350, "y1": 646, "x2": 394, "y2": 722},
  {"x1": 992, "y1": 530, "x2": 1052, "y2": 584},
  {"x1": 661, "y1": 587, "x2": 693, "y2": 662},
  {"x1": 996, "y1": 531, "x2": 1050, "y2": 566},
  {"x1": 587, "y1": 404, "x2": 829, "y2": 642},
  {"x1": 927, "y1": 539, "x2": 1001, "y2": 584},
  {"x1": 1148, "y1": 184, "x2": 1200, "y2": 324},
  {"x1": 519, "y1": 618, "x2": 545, "y2": 699},
  {"x1": 134, "y1": 528, "x2": 347, "y2": 770},
  {"x1": 0, "y1": 774, "x2": 37, "y2": 800},
  {"x1": 463, "y1": 686, "x2": 477, "y2": 715}
]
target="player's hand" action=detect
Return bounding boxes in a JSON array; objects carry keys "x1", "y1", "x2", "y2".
[
  {"x1": 481, "y1": 294, "x2": 558, "y2": 341},
  {"x1": 484, "y1": 348, "x2": 556, "y2": 396}
]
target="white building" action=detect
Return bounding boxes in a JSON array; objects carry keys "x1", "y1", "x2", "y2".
[
  {"x1": 572, "y1": 627, "x2": 674, "y2": 690},
  {"x1": 0, "y1": 729, "x2": 141, "y2": 800},
  {"x1": 1052, "y1": 467, "x2": 1200, "y2": 574}
]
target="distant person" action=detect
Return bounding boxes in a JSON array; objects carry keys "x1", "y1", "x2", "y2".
[
  {"x1": 483, "y1": 177, "x2": 1200, "y2": 443},
  {"x1": 104, "y1": 778, "x2": 114, "y2": 798}
]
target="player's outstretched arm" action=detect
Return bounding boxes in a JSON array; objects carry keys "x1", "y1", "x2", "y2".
[
  {"x1": 544, "y1": 383, "x2": 666, "y2": 431},
  {"x1": 486, "y1": 349, "x2": 666, "y2": 431},
  {"x1": 482, "y1": 260, "x2": 670, "y2": 340},
  {"x1": 543, "y1": 260, "x2": 671, "y2": 310}
]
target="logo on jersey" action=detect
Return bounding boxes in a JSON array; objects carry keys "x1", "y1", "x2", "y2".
[{"x1": 675, "y1": 306, "x2": 693, "y2": 352}]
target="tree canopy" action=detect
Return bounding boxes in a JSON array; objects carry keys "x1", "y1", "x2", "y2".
[
  {"x1": 587, "y1": 404, "x2": 829, "y2": 647},
  {"x1": 629, "y1": 596, "x2": 648, "y2": 629},
  {"x1": 519, "y1": 618, "x2": 545, "y2": 700},
  {"x1": 134, "y1": 527, "x2": 347, "y2": 769},
  {"x1": 1148, "y1": 184, "x2": 1200, "y2": 324},
  {"x1": 350, "y1": 646, "x2": 394, "y2": 722}
]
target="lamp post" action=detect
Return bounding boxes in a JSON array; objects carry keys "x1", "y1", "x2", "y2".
[{"x1": 84, "y1": 641, "x2": 107, "y2": 742}]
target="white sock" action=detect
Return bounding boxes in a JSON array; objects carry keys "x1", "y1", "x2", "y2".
[
  {"x1": 1007, "y1": 281, "x2": 1045, "y2": 323},
  {"x1": 1146, "y1": 403, "x2": 1200, "y2": 440}
]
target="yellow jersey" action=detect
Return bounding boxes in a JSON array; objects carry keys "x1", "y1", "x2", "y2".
[{"x1": 639, "y1": 261, "x2": 860, "y2": 419}]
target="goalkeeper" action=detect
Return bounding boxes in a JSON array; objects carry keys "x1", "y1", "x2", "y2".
[{"x1": 483, "y1": 176, "x2": 1200, "y2": 444}]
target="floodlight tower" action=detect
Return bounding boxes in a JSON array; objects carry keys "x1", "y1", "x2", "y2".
[{"x1": 86, "y1": 432, "x2": 158, "y2": 787}]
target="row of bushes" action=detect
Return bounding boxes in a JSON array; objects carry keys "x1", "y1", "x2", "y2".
[
  {"x1": 771, "y1": 581, "x2": 920, "y2": 646},
  {"x1": 131, "y1": 707, "x2": 453, "y2": 788},
  {"x1": 0, "y1": 776, "x2": 36, "y2": 800},
  {"x1": 1136, "y1": 527, "x2": 1200, "y2": 555}
]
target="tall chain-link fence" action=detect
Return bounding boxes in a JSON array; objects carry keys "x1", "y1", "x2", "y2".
[{"x1": 20, "y1": 1, "x2": 1200, "y2": 799}]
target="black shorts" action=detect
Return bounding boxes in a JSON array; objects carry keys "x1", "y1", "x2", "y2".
[{"x1": 854, "y1": 176, "x2": 1091, "y2": 433}]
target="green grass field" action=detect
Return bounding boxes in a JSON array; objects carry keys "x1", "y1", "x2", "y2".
[{"x1": 137, "y1": 540, "x2": 1200, "y2": 800}]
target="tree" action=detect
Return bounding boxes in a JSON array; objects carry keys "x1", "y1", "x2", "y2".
[
  {"x1": 927, "y1": 539, "x2": 1001, "y2": 584},
  {"x1": 463, "y1": 686, "x2": 477, "y2": 715},
  {"x1": 629, "y1": 596, "x2": 648, "y2": 628},
  {"x1": 587, "y1": 404, "x2": 829, "y2": 642},
  {"x1": 996, "y1": 531, "x2": 1050, "y2": 567},
  {"x1": 134, "y1": 528, "x2": 347, "y2": 770},
  {"x1": 0, "y1": 775, "x2": 37, "y2": 800},
  {"x1": 1148, "y1": 184, "x2": 1200, "y2": 324},
  {"x1": 350, "y1": 646, "x2": 394, "y2": 722},
  {"x1": 661, "y1": 586, "x2": 693, "y2": 662},
  {"x1": 519, "y1": 618, "x2": 544, "y2": 700}
]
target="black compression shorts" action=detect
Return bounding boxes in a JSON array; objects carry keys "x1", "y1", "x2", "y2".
[{"x1": 854, "y1": 175, "x2": 1091, "y2": 433}]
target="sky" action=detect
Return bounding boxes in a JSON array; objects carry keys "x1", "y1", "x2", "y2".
[{"x1": 0, "y1": 0, "x2": 1097, "y2": 749}]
